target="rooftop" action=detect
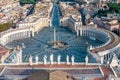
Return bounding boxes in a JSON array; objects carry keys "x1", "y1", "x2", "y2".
[
  {"x1": 60, "y1": 2, "x2": 81, "y2": 22},
  {"x1": 29, "y1": 70, "x2": 73, "y2": 80},
  {"x1": 19, "y1": 14, "x2": 40, "y2": 24},
  {"x1": 34, "y1": 2, "x2": 51, "y2": 17},
  {"x1": 0, "y1": 64, "x2": 114, "y2": 80}
]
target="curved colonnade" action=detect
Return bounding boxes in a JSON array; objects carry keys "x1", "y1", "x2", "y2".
[
  {"x1": 76, "y1": 27, "x2": 109, "y2": 43},
  {"x1": 76, "y1": 27, "x2": 120, "y2": 63},
  {"x1": 0, "y1": 27, "x2": 34, "y2": 46}
]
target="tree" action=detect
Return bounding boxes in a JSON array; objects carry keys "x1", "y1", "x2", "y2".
[
  {"x1": 107, "y1": 3, "x2": 120, "y2": 13},
  {"x1": 0, "y1": 23, "x2": 12, "y2": 32}
]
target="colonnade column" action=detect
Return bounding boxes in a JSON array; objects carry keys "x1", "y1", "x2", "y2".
[
  {"x1": 28, "y1": 31, "x2": 31, "y2": 37},
  {"x1": 30, "y1": 27, "x2": 35, "y2": 37}
]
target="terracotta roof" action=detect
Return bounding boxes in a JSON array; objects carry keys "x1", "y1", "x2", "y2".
[
  {"x1": 28, "y1": 70, "x2": 74, "y2": 80},
  {"x1": 1, "y1": 64, "x2": 98, "y2": 68},
  {"x1": 0, "y1": 64, "x2": 99, "y2": 75},
  {"x1": 101, "y1": 66, "x2": 113, "y2": 79},
  {"x1": 1, "y1": 66, "x2": 102, "y2": 80},
  {"x1": 94, "y1": 66, "x2": 114, "y2": 80},
  {"x1": 1, "y1": 65, "x2": 112, "y2": 80},
  {"x1": 1, "y1": 67, "x2": 101, "y2": 75},
  {"x1": 94, "y1": 77, "x2": 105, "y2": 80}
]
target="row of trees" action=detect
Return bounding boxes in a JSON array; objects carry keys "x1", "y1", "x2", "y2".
[
  {"x1": 107, "y1": 3, "x2": 120, "y2": 13},
  {"x1": 20, "y1": 0, "x2": 36, "y2": 4},
  {"x1": 0, "y1": 23, "x2": 12, "y2": 32},
  {"x1": 94, "y1": 3, "x2": 120, "y2": 18}
]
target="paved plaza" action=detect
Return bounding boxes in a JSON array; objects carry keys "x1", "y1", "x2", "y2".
[{"x1": 6, "y1": 27, "x2": 104, "y2": 63}]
